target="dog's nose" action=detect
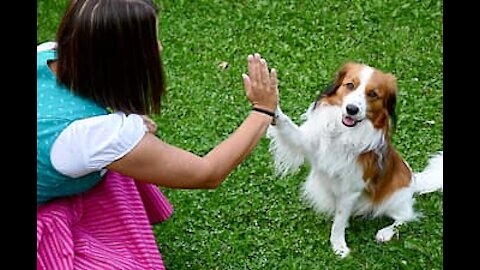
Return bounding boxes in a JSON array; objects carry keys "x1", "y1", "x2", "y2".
[{"x1": 346, "y1": 104, "x2": 359, "y2": 115}]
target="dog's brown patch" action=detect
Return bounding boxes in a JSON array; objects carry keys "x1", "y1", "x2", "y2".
[
  {"x1": 364, "y1": 71, "x2": 397, "y2": 131},
  {"x1": 359, "y1": 146, "x2": 412, "y2": 203}
]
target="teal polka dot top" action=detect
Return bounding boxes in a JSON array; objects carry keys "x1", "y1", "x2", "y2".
[{"x1": 37, "y1": 49, "x2": 108, "y2": 205}]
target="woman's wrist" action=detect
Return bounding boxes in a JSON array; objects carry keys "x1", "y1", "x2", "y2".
[{"x1": 251, "y1": 106, "x2": 277, "y2": 125}]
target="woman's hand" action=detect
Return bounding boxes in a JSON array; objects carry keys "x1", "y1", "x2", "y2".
[
  {"x1": 141, "y1": 115, "x2": 158, "y2": 134},
  {"x1": 242, "y1": 53, "x2": 278, "y2": 113}
]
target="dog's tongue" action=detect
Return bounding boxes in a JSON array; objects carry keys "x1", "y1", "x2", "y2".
[{"x1": 342, "y1": 115, "x2": 357, "y2": 127}]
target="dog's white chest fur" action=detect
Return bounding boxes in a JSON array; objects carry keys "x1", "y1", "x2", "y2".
[
  {"x1": 301, "y1": 105, "x2": 383, "y2": 178},
  {"x1": 300, "y1": 105, "x2": 384, "y2": 213},
  {"x1": 267, "y1": 104, "x2": 386, "y2": 215}
]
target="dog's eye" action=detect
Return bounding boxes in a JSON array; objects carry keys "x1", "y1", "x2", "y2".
[
  {"x1": 368, "y1": 90, "x2": 378, "y2": 98},
  {"x1": 345, "y1": 83, "x2": 354, "y2": 90}
]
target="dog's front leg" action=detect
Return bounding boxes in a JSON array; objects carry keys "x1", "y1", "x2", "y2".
[
  {"x1": 330, "y1": 192, "x2": 360, "y2": 258},
  {"x1": 266, "y1": 106, "x2": 308, "y2": 176},
  {"x1": 269, "y1": 106, "x2": 308, "y2": 150}
]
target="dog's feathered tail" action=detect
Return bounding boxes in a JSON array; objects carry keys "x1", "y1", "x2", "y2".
[{"x1": 412, "y1": 151, "x2": 443, "y2": 194}]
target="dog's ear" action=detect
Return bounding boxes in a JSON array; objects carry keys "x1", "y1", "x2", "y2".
[
  {"x1": 315, "y1": 62, "x2": 354, "y2": 107},
  {"x1": 323, "y1": 63, "x2": 354, "y2": 97},
  {"x1": 384, "y1": 73, "x2": 398, "y2": 129}
]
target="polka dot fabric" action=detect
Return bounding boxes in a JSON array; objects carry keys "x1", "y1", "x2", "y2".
[{"x1": 37, "y1": 49, "x2": 109, "y2": 204}]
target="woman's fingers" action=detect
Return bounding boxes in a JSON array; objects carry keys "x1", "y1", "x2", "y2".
[
  {"x1": 270, "y1": 68, "x2": 278, "y2": 94},
  {"x1": 248, "y1": 53, "x2": 271, "y2": 89},
  {"x1": 242, "y1": 73, "x2": 251, "y2": 94},
  {"x1": 244, "y1": 53, "x2": 278, "y2": 111},
  {"x1": 141, "y1": 115, "x2": 158, "y2": 133},
  {"x1": 260, "y1": 58, "x2": 270, "y2": 87},
  {"x1": 248, "y1": 54, "x2": 259, "y2": 87}
]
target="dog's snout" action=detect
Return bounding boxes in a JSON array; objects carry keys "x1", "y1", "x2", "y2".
[{"x1": 346, "y1": 104, "x2": 359, "y2": 115}]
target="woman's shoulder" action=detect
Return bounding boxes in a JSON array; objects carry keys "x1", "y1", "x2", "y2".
[
  {"x1": 50, "y1": 112, "x2": 149, "y2": 177},
  {"x1": 37, "y1": 41, "x2": 57, "y2": 53},
  {"x1": 37, "y1": 42, "x2": 57, "y2": 67}
]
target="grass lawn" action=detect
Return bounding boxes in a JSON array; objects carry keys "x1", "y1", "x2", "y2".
[{"x1": 38, "y1": 0, "x2": 443, "y2": 269}]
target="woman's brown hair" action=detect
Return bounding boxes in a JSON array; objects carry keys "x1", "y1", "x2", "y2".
[{"x1": 55, "y1": 0, "x2": 165, "y2": 115}]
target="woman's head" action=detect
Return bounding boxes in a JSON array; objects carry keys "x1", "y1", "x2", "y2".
[{"x1": 56, "y1": 0, "x2": 165, "y2": 115}]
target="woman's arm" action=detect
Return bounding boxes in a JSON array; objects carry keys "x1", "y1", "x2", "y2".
[
  {"x1": 107, "y1": 112, "x2": 271, "y2": 188},
  {"x1": 107, "y1": 53, "x2": 278, "y2": 189}
]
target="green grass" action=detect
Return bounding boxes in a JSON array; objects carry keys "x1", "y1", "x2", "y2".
[{"x1": 38, "y1": 0, "x2": 443, "y2": 269}]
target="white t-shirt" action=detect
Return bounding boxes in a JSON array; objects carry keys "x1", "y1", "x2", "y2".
[
  {"x1": 38, "y1": 41, "x2": 148, "y2": 178},
  {"x1": 50, "y1": 112, "x2": 148, "y2": 178}
]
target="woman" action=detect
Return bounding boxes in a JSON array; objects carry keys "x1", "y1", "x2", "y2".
[{"x1": 37, "y1": 0, "x2": 278, "y2": 268}]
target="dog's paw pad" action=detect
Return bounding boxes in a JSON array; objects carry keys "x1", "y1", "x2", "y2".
[
  {"x1": 375, "y1": 227, "x2": 395, "y2": 242},
  {"x1": 332, "y1": 243, "x2": 350, "y2": 258}
]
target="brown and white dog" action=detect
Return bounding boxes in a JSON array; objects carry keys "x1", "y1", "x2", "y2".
[{"x1": 267, "y1": 62, "x2": 443, "y2": 258}]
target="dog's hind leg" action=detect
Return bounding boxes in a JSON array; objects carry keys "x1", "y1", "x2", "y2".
[
  {"x1": 375, "y1": 220, "x2": 404, "y2": 242},
  {"x1": 375, "y1": 189, "x2": 417, "y2": 242}
]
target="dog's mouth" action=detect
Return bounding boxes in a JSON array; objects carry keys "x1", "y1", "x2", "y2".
[{"x1": 342, "y1": 115, "x2": 362, "y2": 127}]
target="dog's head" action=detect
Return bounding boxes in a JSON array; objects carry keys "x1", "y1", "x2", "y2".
[{"x1": 315, "y1": 62, "x2": 397, "y2": 131}]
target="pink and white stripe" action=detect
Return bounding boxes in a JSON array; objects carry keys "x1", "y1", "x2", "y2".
[{"x1": 37, "y1": 171, "x2": 173, "y2": 269}]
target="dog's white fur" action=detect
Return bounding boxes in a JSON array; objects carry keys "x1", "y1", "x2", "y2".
[
  {"x1": 266, "y1": 65, "x2": 443, "y2": 258},
  {"x1": 341, "y1": 66, "x2": 374, "y2": 121}
]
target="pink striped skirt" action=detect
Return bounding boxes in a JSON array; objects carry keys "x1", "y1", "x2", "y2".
[{"x1": 37, "y1": 171, "x2": 174, "y2": 269}]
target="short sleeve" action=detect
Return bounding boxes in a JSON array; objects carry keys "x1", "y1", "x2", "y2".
[
  {"x1": 37, "y1": 41, "x2": 57, "y2": 52},
  {"x1": 50, "y1": 112, "x2": 148, "y2": 178}
]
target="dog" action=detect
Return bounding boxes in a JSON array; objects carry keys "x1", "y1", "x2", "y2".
[{"x1": 266, "y1": 62, "x2": 443, "y2": 258}]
